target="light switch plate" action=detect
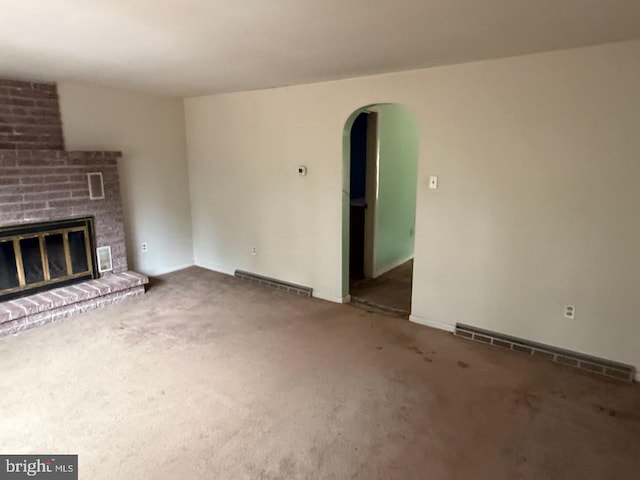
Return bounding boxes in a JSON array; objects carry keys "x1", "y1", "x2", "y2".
[{"x1": 429, "y1": 176, "x2": 438, "y2": 189}]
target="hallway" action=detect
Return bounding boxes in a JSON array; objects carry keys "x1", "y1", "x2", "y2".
[{"x1": 350, "y1": 260, "x2": 413, "y2": 316}]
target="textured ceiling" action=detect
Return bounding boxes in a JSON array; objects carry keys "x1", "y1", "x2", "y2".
[{"x1": 1, "y1": 0, "x2": 639, "y2": 96}]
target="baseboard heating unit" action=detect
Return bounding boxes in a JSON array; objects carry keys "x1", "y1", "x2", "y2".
[
  {"x1": 234, "y1": 270, "x2": 313, "y2": 297},
  {"x1": 455, "y1": 323, "x2": 635, "y2": 382}
]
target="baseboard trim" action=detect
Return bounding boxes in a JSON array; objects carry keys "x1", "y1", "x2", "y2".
[
  {"x1": 455, "y1": 323, "x2": 636, "y2": 383},
  {"x1": 193, "y1": 261, "x2": 235, "y2": 277},
  {"x1": 150, "y1": 262, "x2": 195, "y2": 276},
  {"x1": 312, "y1": 292, "x2": 348, "y2": 304},
  {"x1": 373, "y1": 255, "x2": 413, "y2": 279},
  {"x1": 409, "y1": 314, "x2": 455, "y2": 333}
]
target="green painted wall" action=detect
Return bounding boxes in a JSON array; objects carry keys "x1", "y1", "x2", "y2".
[{"x1": 374, "y1": 104, "x2": 419, "y2": 276}]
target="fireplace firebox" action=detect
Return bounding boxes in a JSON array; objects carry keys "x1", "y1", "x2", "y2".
[{"x1": 0, "y1": 218, "x2": 98, "y2": 302}]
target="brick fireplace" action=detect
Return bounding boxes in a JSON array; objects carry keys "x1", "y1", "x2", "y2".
[{"x1": 0, "y1": 78, "x2": 148, "y2": 335}]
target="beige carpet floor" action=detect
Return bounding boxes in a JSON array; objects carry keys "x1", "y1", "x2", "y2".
[{"x1": 1, "y1": 267, "x2": 639, "y2": 479}]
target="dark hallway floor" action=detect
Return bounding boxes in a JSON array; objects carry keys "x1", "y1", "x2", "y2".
[
  {"x1": 1, "y1": 267, "x2": 639, "y2": 479},
  {"x1": 350, "y1": 259, "x2": 413, "y2": 316}
]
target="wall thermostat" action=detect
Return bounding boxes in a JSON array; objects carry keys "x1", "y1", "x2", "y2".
[{"x1": 298, "y1": 165, "x2": 308, "y2": 176}]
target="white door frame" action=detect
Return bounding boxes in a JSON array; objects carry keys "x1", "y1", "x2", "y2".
[{"x1": 363, "y1": 109, "x2": 379, "y2": 279}]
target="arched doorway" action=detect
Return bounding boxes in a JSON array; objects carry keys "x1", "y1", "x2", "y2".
[{"x1": 342, "y1": 104, "x2": 419, "y2": 316}]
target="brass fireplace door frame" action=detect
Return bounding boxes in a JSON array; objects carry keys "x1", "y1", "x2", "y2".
[{"x1": 0, "y1": 218, "x2": 98, "y2": 301}]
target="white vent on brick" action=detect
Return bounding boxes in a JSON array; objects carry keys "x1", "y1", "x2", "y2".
[{"x1": 87, "y1": 172, "x2": 105, "y2": 200}]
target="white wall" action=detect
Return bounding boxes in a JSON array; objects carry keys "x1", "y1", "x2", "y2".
[
  {"x1": 58, "y1": 83, "x2": 194, "y2": 276},
  {"x1": 185, "y1": 39, "x2": 640, "y2": 369}
]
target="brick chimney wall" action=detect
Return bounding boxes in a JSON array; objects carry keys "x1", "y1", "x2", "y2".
[
  {"x1": 0, "y1": 79, "x2": 65, "y2": 150},
  {"x1": 0, "y1": 150, "x2": 128, "y2": 273},
  {"x1": 0, "y1": 78, "x2": 128, "y2": 273}
]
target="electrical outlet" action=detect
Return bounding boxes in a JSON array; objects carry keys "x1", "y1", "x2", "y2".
[
  {"x1": 141, "y1": 242, "x2": 148, "y2": 253},
  {"x1": 251, "y1": 246, "x2": 257, "y2": 255},
  {"x1": 564, "y1": 305, "x2": 575, "y2": 319}
]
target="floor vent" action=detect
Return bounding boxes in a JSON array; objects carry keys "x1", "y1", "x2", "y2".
[
  {"x1": 455, "y1": 323, "x2": 635, "y2": 382},
  {"x1": 234, "y1": 270, "x2": 313, "y2": 297}
]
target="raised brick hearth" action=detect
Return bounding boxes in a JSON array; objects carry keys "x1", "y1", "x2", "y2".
[
  {"x1": 0, "y1": 78, "x2": 148, "y2": 336},
  {"x1": 0, "y1": 272, "x2": 147, "y2": 336}
]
